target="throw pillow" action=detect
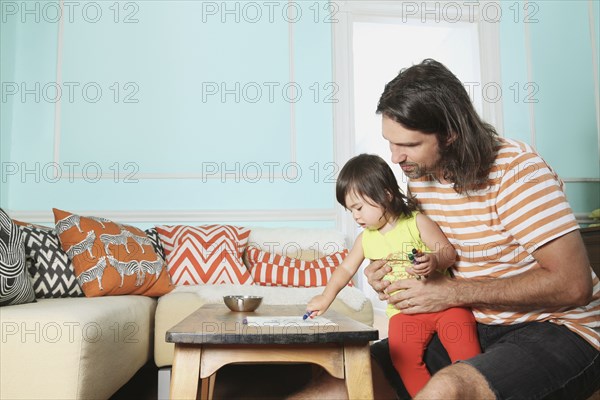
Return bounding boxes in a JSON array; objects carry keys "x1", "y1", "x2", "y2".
[
  {"x1": 0, "y1": 209, "x2": 36, "y2": 306},
  {"x1": 144, "y1": 227, "x2": 166, "y2": 261},
  {"x1": 246, "y1": 245, "x2": 349, "y2": 287},
  {"x1": 52, "y1": 208, "x2": 173, "y2": 297},
  {"x1": 17, "y1": 223, "x2": 83, "y2": 298},
  {"x1": 156, "y1": 225, "x2": 252, "y2": 285}
]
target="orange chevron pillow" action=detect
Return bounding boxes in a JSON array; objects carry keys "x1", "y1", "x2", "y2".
[
  {"x1": 156, "y1": 225, "x2": 252, "y2": 285},
  {"x1": 52, "y1": 208, "x2": 173, "y2": 297},
  {"x1": 246, "y1": 245, "x2": 349, "y2": 287}
]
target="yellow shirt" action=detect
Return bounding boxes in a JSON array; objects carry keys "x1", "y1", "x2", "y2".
[{"x1": 362, "y1": 211, "x2": 430, "y2": 318}]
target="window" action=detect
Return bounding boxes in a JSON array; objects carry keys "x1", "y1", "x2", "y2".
[{"x1": 333, "y1": 1, "x2": 500, "y2": 311}]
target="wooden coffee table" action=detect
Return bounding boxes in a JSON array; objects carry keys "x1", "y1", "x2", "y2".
[{"x1": 166, "y1": 303, "x2": 379, "y2": 400}]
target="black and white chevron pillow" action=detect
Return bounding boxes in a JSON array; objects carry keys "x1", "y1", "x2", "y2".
[
  {"x1": 0, "y1": 208, "x2": 36, "y2": 306},
  {"x1": 19, "y1": 224, "x2": 83, "y2": 298},
  {"x1": 144, "y1": 227, "x2": 166, "y2": 261}
]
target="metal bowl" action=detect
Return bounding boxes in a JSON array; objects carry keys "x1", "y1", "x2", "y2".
[{"x1": 223, "y1": 295, "x2": 263, "y2": 312}]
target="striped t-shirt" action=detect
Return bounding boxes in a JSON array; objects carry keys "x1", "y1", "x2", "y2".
[{"x1": 409, "y1": 138, "x2": 600, "y2": 350}]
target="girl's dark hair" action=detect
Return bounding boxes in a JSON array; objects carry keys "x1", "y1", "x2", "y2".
[
  {"x1": 336, "y1": 154, "x2": 418, "y2": 218},
  {"x1": 376, "y1": 59, "x2": 501, "y2": 194}
]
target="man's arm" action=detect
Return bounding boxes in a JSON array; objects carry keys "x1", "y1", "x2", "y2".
[{"x1": 368, "y1": 230, "x2": 593, "y2": 314}]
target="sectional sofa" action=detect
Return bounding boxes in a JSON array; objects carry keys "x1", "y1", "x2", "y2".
[{"x1": 0, "y1": 218, "x2": 373, "y2": 400}]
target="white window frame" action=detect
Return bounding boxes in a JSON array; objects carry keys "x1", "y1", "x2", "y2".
[{"x1": 332, "y1": 0, "x2": 503, "y2": 240}]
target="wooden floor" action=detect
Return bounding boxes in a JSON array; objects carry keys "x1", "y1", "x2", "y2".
[{"x1": 110, "y1": 362, "x2": 315, "y2": 400}]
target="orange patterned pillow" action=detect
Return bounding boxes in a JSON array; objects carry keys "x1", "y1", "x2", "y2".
[
  {"x1": 246, "y1": 245, "x2": 349, "y2": 287},
  {"x1": 156, "y1": 225, "x2": 252, "y2": 285},
  {"x1": 52, "y1": 208, "x2": 173, "y2": 297}
]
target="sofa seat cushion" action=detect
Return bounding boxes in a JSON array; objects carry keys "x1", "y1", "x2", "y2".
[
  {"x1": 153, "y1": 285, "x2": 373, "y2": 367},
  {"x1": 0, "y1": 296, "x2": 156, "y2": 400}
]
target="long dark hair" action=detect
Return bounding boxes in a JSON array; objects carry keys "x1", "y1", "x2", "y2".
[
  {"x1": 376, "y1": 59, "x2": 501, "y2": 194},
  {"x1": 336, "y1": 154, "x2": 418, "y2": 219}
]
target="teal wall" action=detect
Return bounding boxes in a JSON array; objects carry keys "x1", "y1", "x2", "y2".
[
  {"x1": 0, "y1": 6, "x2": 17, "y2": 207},
  {"x1": 0, "y1": 1, "x2": 337, "y2": 226},
  {"x1": 1, "y1": 0, "x2": 598, "y2": 226},
  {"x1": 499, "y1": 0, "x2": 599, "y2": 217}
]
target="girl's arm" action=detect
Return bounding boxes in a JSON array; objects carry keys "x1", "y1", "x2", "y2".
[
  {"x1": 307, "y1": 234, "x2": 365, "y2": 316},
  {"x1": 413, "y1": 213, "x2": 457, "y2": 276}
]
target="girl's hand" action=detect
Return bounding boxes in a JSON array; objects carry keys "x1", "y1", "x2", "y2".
[
  {"x1": 410, "y1": 252, "x2": 437, "y2": 278},
  {"x1": 306, "y1": 294, "x2": 333, "y2": 317}
]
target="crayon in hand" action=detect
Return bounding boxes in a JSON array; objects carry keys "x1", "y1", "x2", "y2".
[
  {"x1": 409, "y1": 248, "x2": 422, "y2": 280},
  {"x1": 302, "y1": 310, "x2": 314, "y2": 320}
]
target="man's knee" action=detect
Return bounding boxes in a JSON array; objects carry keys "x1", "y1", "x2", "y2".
[
  {"x1": 414, "y1": 367, "x2": 460, "y2": 399},
  {"x1": 415, "y1": 363, "x2": 495, "y2": 400}
]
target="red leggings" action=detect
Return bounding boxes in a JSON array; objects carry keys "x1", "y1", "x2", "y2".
[{"x1": 388, "y1": 308, "x2": 481, "y2": 397}]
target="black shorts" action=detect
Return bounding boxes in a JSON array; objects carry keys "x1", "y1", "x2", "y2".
[{"x1": 371, "y1": 321, "x2": 600, "y2": 399}]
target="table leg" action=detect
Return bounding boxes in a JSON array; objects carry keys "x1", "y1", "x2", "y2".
[
  {"x1": 343, "y1": 343, "x2": 374, "y2": 400},
  {"x1": 209, "y1": 374, "x2": 217, "y2": 399},
  {"x1": 199, "y1": 374, "x2": 216, "y2": 400},
  {"x1": 170, "y1": 344, "x2": 202, "y2": 400}
]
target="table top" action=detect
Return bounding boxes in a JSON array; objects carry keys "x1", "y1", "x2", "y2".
[{"x1": 166, "y1": 304, "x2": 379, "y2": 345}]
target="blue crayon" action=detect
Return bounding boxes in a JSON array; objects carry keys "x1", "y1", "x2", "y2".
[{"x1": 302, "y1": 310, "x2": 313, "y2": 320}]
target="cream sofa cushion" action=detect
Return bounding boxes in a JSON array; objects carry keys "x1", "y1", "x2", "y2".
[
  {"x1": 246, "y1": 226, "x2": 347, "y2": 257},
  {"x1": 0, "y1": 296, "x2": 156, "y2": 400}
]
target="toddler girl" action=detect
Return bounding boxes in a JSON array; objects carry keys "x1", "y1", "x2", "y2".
[{"x1": 306, "y1": 154, "x2": 481, "y2": 397}]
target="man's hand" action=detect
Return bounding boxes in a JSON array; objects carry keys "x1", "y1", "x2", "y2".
[
  {"x1": 364, "y1": 259, "x2": 392, "y2": 300},
  {"x1": 385, "y1": 272, "x2": 458, "y2": 314}
]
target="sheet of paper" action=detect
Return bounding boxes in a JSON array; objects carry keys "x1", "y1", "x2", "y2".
[{"x1": 243, "y1": 316, "x2": 337, "y2": 326}]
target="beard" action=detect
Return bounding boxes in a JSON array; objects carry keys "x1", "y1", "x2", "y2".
[{"x1": 399, "y1": 159, "x2": 443, "y2": 180}]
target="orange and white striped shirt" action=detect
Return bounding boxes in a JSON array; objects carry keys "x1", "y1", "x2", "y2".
[{"x1": 409, "y1": 138, "x2": 600, "y2": 350}]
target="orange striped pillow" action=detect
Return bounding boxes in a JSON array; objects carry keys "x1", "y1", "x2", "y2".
[
  {"x1": 156, "y1": 225, "x2": 252, "y2": 285},
  {"x1": 246, "y1": 245, "x2": 349, "y2": 287}
]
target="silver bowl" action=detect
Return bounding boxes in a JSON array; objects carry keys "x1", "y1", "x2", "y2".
[{"x1": 223, "y1": 295, "x2": 263, "y2": 312}]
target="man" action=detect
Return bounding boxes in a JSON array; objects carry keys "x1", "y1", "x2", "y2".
[{"x1": 366, "y1": 59, "x2": 600, "y2": 399}]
